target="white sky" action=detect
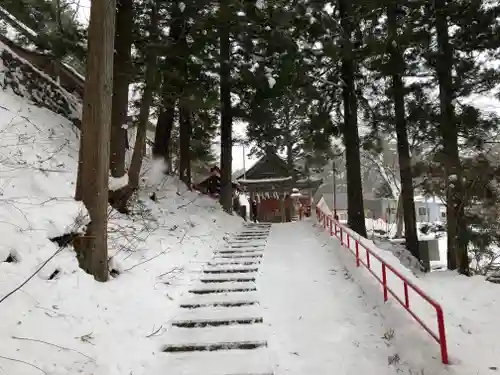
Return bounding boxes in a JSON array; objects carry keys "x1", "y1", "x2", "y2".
[{"x1": 75, "y1": 0, "x2": 255, "y2": 172}]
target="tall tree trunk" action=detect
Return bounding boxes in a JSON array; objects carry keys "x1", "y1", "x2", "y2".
[
  {"x1": 179, "y1": 103, "x2": 192, "y2": 186},
  {"x1": 152, "y1": 4, "x2": 183, "y2": 168},
  {"x1": 153, "y1": 96, "x2": 176, "y2": 169},
  {"x1": 74, "y1": 0, "x2": 116, "y2": 282},
  {"x1": 109, "y1": 0, "x2": 133, "y2": 177},
  {"x1": 387, "y1": 0, "x2": 420, "y2": 258},
  {"x1": 219, "y1": 0, "x2": 233, "y2": 213},
  {"x1": 284, "y1": 99, "x2": 295, "y2": 176},
  {"x1": 338, "y1": 0, "x2": 367, "y2": 237},
  {"x1": 434, "y1": 0, "x2": 469, "y2": 274},
  {"x1": 128, "y1": 2, "x2": 159, "y2": 190},
  {"x1": 395, "y1": 193, "x2": 404, "y2": 238},
  {"x1": 177, "y1": 3, "x2": 191, "y2": 187}
]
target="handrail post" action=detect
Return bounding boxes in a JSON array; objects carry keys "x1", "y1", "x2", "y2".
[
  {"x1": 382, "y1": 264, "x2": 388, "y2": 302},
  {"x1": 355, "y1": 241, "x2": 360, "y2": 267},
  {"x1": 347, "y1": 233, "x2": 350, "y2": 249},
  {"x1": 340, "y1": 228, "x2": 343, "y2": 246},
  {"x1": 404, "y1": 283, "x2": 409, "y2": 308},
  {"x1": 329, "y1": 216, "x2": 333, "y2": 236},
  {"x1": 436, "y1": 306, "x2": 449, "y2": 364}
]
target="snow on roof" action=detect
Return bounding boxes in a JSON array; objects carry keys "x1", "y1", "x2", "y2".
[{"x1": 238, "y1": 176, "x2": 293, "y2": 184}]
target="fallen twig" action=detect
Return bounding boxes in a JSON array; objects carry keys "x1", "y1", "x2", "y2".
[
  {"x1": 177, "y1": 195, "x2": 198, "y2": 209},
  {"x1": 0, "y1": 246, "x2": 64, "y2": 305},
  {"x1": 11, "y1": 336, "x2": 94, "y2": 361},
  {"x1": 146, "y1": 325, "x2": 164, "y2": 338},
  {"x1": 0, "y1": 355, "x2": 47, "y2": 374},
  {"x1": 124, "y1": 249, "x2": 170, "y2": 272},
  {"x1": 158, "y1": 266, "x2": 184, "y2": 278}
]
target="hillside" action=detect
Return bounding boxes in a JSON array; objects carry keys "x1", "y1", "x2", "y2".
[{"x1": 0, "y1": 41, "x2": 242, "y2": 374}]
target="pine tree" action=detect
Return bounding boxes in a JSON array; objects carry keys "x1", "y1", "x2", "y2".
[
  {"x1": 338, "y1": 0, "x2": 367, "y2": 237},
  {"x1": 128, "y1": 1, "x2": 160, "y2": 191}
]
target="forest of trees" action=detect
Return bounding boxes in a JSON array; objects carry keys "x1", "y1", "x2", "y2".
[{"x1": 3, "y1": 0, "x2": 500, "y2": 280}]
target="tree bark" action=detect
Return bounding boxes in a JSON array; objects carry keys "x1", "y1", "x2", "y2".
[
  {"x1": 219, "y1": 0, "x2": 233, "y2": 213},
  {"x1": 178, "y1": 102, "x2": 192, "y2": 186},
  {"x1": 128, "y1": 2, "x2": 159, "y2": 190},
  {"x1": 387, "y1": 0, "x2": 420, "y2": 258},
  {"x1": 109, "y1": 0, "x2": 133, "y2": 178},
  {"x1": 434, "y1": 0, "x2": 469, "y2": 274},
  {"x1": 152, "y1": 3, "x2": 183, "y2": 167},
  {"x1": 74, "y1": 0, "x2": 116, "y2": 282},
  {"x1": 338, "y1": 0, "x2": 367, "y2": 237},
  {"x1": 153, "y1": 96, "x2": 176, "y2": 169},
  {"x1": 284, "y1": 99, "x2": 295, "y2": 176}
]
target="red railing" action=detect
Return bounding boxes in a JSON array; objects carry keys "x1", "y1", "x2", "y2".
[{"x1": 315, "y1": 206, "x2": 449, "y2": 365}]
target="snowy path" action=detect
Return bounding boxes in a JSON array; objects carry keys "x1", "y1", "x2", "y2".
[
  {"x1": 155, "y1": 220, "x2": 428, "y2": 375},
  {"x1": 156, "y1": 223, "x2": 274, "y2": 375},
  {"x1": 259, "y1": 221, "x2": 415, "y2": 375}
]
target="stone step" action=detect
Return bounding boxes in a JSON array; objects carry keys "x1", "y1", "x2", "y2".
[
  {"x1": 171, "y1": 305, "x2": 263, "y2": 328},
  {"x1": 179, "y1": 291, "x2": 260, "y2": 309},
  {"x1": 200, "y1": 273, "x2": 256, "y2": 283},
  {"x1": 189, "y1": 281, "x2": 257, "y2": 295},
  {"x1": 203, "y1": 266, "x2": 259, "y2": 274},
  {"x1": 163, "y1": 324, "x2": 269, "y2": 348},
  {"x1": 216, "y1": 249, "x2": 264, "y2": 255},
  {"x1": 213, "y1": 254, "x2": 263, "y2": 260},
  {"x1": 207, "y1": 259, "x2": 261, "y2": 267}
]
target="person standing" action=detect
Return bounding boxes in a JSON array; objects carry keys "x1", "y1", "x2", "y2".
[{"x1": 251, "y1": 200, "x2": 258, "y2": 223}]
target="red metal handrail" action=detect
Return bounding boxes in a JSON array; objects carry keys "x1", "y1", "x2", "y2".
[{"x1": 315, "y1": 206, "x2": 449, "y2": 364}]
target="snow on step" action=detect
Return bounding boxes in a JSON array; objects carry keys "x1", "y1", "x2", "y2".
[
  {"x1": 203, "y1": 266, "x2": 259, "y2": 273},
  {"x1": 189, "y1": 281, "x2": 256, "y2": 290},
  {"x1": 171, "y1": 305, "x2": 263, "y2": 327},
  {"x1": 163, "y1": 324, "x2": 269, "y2": 348},
  {"x1": 158, "y1": 348, "x2": 273, "y2": 375},
  {"x1": 180, "y1": 291, "x2": 260, "y2": 309},
  {"x1": 229, "y1": 239, "x2": 267, "y2": 243},
  {"x1": 213, "y1": 254, "x2": 263, "y2": 259},
  {"x1": 200, "y1": 273, "x2": 256, "y2": 283},
  {"x1": 173, "y1": 305, "x2": 262, "y2": 321},
  {"x1": 207, "y1": 259, "x2": 261, "y2": 266},
  {"x1": 232, "y1": 234, "x2": 267, "y2": 238},
  {"x1": 216, "y1": 249, "x2": 264, "y2": 254},
  {"x1": 188, "y1": 281, "x2": 257, "y2": 294},
  {"x1": 226, "y1": 244, "x2": 266, "y2": 249}
]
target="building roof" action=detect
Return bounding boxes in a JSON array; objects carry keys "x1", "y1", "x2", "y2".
[{"x1": 232, "y1": 151, "x2": 300, "y2": 180}]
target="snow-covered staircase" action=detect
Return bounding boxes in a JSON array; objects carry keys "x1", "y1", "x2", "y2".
[{"x1": 161, "y1": 223, "x2": 274, "y2": 375}]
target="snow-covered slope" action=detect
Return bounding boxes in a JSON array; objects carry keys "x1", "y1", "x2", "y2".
[{"x1": 0, "y1": 42, "x2": 242, "y2": 374}]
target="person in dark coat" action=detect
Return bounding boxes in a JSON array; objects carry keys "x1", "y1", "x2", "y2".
[{"x1": 251, "y1": 200, "x2": 258, "y2": 223}]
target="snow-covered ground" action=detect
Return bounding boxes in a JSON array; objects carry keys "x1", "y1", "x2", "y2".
[
  {"x1": 1, "y1": 29, "x2": 498, "y2": 375},
  {"x1": 260, "y1": 222, "x2": 429, "y2": 374},
  {"x1": 0, "y1": 76, "x2": 243, "y2": 374},
  {"x1": 314, "y1": 214, "x2": 500, "y2": 375}
]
